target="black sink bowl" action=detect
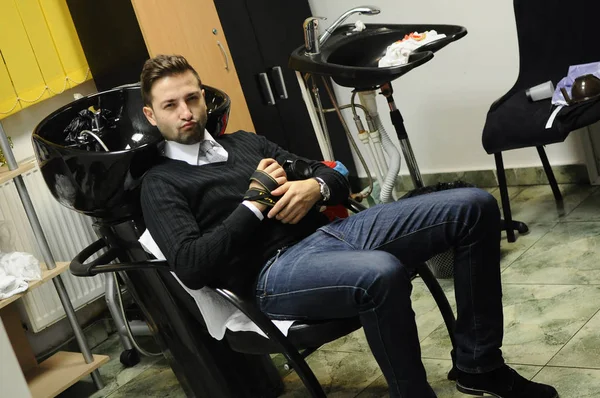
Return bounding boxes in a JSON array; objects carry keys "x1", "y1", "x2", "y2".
[
  {"x1": 289, "y1": 23, "x2": 467, "y2": 89},
  {"x1": 32, "y1": 84, "x2": 230, "y2": 221}
]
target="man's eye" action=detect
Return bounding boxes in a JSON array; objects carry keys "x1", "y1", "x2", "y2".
[{"x1": 164, "y1": 103, "x2": 174, "y2": 109}]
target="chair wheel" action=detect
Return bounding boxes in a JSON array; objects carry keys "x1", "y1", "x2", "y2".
[
  {"x1": 120, "y1": 349, "x2": 140, "y2": 367},
  {"x1": 447, "y1": 366, "x2": 458, "y2": 381},
  {"x1": 514, "y1": 221, "x2": 529, "y2": 234}
]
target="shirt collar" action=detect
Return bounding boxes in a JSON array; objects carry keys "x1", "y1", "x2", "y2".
[{"x1": 163, "y1": 130, "x2": 216, "y2": 166}]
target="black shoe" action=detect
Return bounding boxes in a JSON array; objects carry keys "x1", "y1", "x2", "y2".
[{"x1": 456, "y1": 365, "x2": 558, "y2": 398}]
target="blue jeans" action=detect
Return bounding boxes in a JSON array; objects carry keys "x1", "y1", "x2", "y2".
[{"x1": 255, "y1": 188, "x2": 504, "y2": 398}]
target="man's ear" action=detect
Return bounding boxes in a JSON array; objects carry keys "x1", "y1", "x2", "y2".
[{"x1": 143, "y1": 106, "x2": 157, "y2": 126}]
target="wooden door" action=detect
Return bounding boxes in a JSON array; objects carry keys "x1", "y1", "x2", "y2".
[{"x1": 131, "y1": 0, "x2": 255, "y2": 134}]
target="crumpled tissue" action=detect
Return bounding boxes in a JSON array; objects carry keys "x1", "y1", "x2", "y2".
[
  {"x1": 0, "y1": 252, "x2": 41, "y2": 300},
  {"x1": 352, "y1": 20, "x2": 366, "y2": 32},
  {"x1": 378, "y1": 30, "x2": 447, "y2": 68}
]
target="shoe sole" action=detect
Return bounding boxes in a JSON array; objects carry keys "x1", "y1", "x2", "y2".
[{"x1": 456, "y1": 382, "x2": 559, "y2": 398}]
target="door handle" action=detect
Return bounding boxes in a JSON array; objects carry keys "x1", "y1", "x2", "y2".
[
  {"x1": 271, "y1": 66, "x2": 288, "y2": 100},
  {"x1": 258, "y1": 73, "x2": 276, "y2": 105},
  {"x1": 216, "y1": 41, "x2": 229, "y2": 70}
]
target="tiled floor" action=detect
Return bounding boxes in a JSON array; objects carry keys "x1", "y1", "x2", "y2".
[{"x1": 61, "y1": 184, "x2": 600, "y2": 397}]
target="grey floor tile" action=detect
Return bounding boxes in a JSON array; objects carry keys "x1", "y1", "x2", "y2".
[
  {"x1": 105, "y1": 358, "x2": 185, "y2": 398},
  {"x1": 355, "y1": 359, "x2": 541, "y2": 398},
  {"x1": 565, "y1": 187, "x2": 600, "y2": 221},
  {"x1": 489, "y1": 186, "x2": 525, "y2": 206},
  {"x1": 500, "y1": 223, "x2": 556, "y2": 271},
  {"x1": 549, "y1": 310, "x2": 600, "y2": 368},
  {"x1": 508, "y1": 184, "x2": 595, "y2": 224},
  {"x1": 59, "y1": 334, "x2": 164, "y2": 398},
  {"x1": 502, "y1": 222, "x2": 600, "y2": 285},
  {"x1": 420, "y1": 284, "x2": 600, "y2": 366},
  {"x1": 280, "y1": 350, "x2": 382, "y2": 397},
  {"x1": 533, "y1": 366, "x2": 600, "y2": 398}
]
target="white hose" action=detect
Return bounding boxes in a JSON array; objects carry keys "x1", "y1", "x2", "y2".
[
  {"x1": 358, "y1": 133, "x2": 385, "y2": 194},
  {"x1": 374, "y1": 116, "x2": 401, "y2": 203},
  {"x1": 80, "y1": 130, "x2": 109, "y2": 151},
  {"x1": 358, "y1": 91, "x2": 401, "y2": 203},
  {"x1": 369, "y1": 130, "x2": 389, "y2": 172}
]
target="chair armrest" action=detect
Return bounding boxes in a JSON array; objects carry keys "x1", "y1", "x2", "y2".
[
  {"x1": 70, "y1": 238, "x2": 170, "y2": 277},
  {"x1": 214, "y1": 288, "x2": 288, "y2": 339},
  {"x1": 344, "y1": 198, "x2": 367, "y2": 213}
]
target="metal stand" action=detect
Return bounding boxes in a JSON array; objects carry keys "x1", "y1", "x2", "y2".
[
  {"x1": 0, "y1": 122, "x2": 104, "y2": 390},
  {"x1": 379, "y1": 83, "x2": 424, "y2": 189},
  {"x1": 104, "y1": 272, "x2": 152, "y2": 367}
]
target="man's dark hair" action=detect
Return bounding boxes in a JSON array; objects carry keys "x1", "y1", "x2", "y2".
[{"x1": 140, "y1": 54, "x2": 202, "y2": 106}]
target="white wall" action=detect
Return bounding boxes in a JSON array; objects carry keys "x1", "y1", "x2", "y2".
[
  {"x1": 0, "y1": 81, "x2": 97, "y2": 162},
  {"x1": 308, "y1": 0, "x2": 586, "y2": 176}
]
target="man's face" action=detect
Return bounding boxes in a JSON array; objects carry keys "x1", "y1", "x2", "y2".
[{"x1": 143, "y1": 70, "x2": 208, "y2": 145}]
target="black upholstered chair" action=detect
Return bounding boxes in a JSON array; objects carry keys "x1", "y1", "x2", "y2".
[{"x1": 482, "y1": 0, "x2": 600, "y2": 242}]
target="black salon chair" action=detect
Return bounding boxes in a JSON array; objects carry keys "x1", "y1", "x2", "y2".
[
  {"x1": 73, "y1": 199, "x2": 457, "y2": 398},
  {"x1": 482, "y1": 0, "x2": 600, "y2": 242}
]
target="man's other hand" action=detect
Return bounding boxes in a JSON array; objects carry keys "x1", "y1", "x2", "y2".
[{"x1": 267, "y1": 179, "x2": 321, "y2": 224}]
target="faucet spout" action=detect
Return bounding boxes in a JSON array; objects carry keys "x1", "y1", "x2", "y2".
[{"x1": 318, "y1": 6, "x2": 381, "y2": 47}]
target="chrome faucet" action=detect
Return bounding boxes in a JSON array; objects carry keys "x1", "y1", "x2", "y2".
[
  {"x1": 318, "y1": 6, "x2": 381, "y2": 47},
  {"x1": 303, "y1": 16, "x2": 326, "y2": 55},
  {"x1": 303, "y1": 6, "x2": 380, "y2": 55}
]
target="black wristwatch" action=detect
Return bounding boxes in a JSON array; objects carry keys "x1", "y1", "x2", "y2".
[{"x1": 314, "y1": 177, "x2": 331, "y2": 203}]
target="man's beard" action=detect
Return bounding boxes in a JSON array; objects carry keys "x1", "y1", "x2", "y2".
[{"x1": 177, "y1": 117, "x2": 207, "y2": 145}]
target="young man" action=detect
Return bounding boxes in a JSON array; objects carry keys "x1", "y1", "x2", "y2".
[{"x1": 140, "y1": 54, "x2": 558, "y2": 398}]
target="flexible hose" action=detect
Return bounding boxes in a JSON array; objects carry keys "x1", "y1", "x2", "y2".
[
  {"x1": 351, "y1": 93, "x2": 387, "y2": 185},
  {"x1": 79, "y1": 130, "x2": 109, "y2": 151},
  {"x1": 356, "y1": 92, "x2": 402, "y2": 203},
  {"x1": 320, "y1": 76, "x2": 373, "y2": 198},
  {"x1": 114, "y1": 273, "x2": 162, "y2": 357},
  {"x1": 374, "y1": 115, "x2": 401, "y2": 203}
]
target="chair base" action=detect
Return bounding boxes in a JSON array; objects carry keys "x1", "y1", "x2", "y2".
[
  {"x1": 494, "y1": 146, "x2": 559, "y2": 243},
  {"x1": 500, "y1": 219, "x2": 529, "y2": 242}
]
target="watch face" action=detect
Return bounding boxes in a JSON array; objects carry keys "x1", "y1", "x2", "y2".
[{"x1": 320, "y1": 180, "x2": 331, "y2": 200}]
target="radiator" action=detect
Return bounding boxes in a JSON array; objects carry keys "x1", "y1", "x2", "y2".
[{"x1": 0, "y1": 166, "x2": 105, "y2": 332}]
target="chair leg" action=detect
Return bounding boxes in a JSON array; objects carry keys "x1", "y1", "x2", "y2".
[
  {"x1": 495, "y1": 152, "x2": 529, "y2": 242},
  {"x1": 217, "y1": 289, "x2": 326, "y2": 398},
  {"x1": 536, "y1": 146, "x2": 563, "y2": 202},
  {"x1": 416, "y1": 263, "x2": 457, "y2": 379}
]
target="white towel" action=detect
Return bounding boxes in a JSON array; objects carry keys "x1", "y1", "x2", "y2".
[
  {"x1": 379, "y1": 30, "x2": 447, "y2": 68},
  {"x1": 138, "y1": 230, "x2": 295, "y2": 340},
  {"x1": 0, "y1": 252, "x2": 41, "y2": 300}
]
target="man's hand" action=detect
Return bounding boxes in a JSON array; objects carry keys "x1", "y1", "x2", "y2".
[
  {"x1": 247, "y1": 158, "x2": 287, "y2": 213},
  {"x1": 267, "y1": 179, "x2": 321, "y2": 224}
]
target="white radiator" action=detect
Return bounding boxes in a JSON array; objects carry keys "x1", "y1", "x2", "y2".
[{"x1": 0, "y1": 166, "x2": 105, "y2": 332}]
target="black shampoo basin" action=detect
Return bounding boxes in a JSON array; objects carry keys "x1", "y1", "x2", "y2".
[
  {"x1": 32, "y1": 85, "x2": 230, "y2": 220},
  {"x1": 289, "y1": 24, "x2": 467, "y2": 89}
]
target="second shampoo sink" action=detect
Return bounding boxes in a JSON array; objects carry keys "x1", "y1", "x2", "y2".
[{"x1": 289, "y1": 23, "x2": 467, "y2": 90}]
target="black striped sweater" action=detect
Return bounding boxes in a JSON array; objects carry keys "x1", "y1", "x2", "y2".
[{"x1": 140, "y1": 131, "x2": 350, "y2": 294}]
